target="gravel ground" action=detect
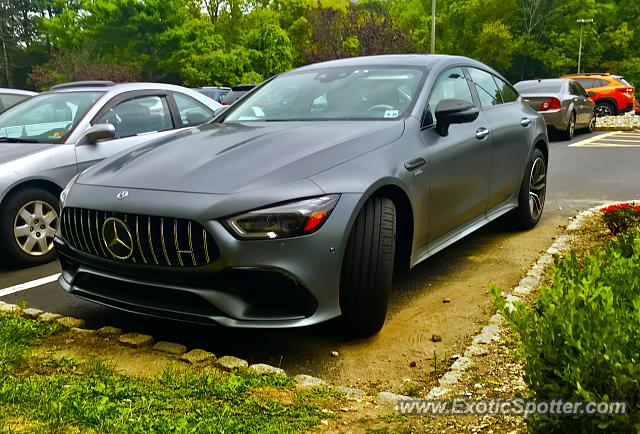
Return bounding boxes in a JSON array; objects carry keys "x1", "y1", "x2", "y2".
[{"x1": 596, "y1": 112, "x2": 640, "y2": 130}]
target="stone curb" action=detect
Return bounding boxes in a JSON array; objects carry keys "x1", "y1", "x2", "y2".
[{"x1": 424, "y1": 201, "x2": 627, "y2": 400}]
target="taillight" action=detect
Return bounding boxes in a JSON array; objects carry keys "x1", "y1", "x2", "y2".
[
  {"x1": 614, "y1": 86, "x2": 635, "y2": 96},
  {"x1": 539, "y1": 98, "x2": 561, "y2": 111}
]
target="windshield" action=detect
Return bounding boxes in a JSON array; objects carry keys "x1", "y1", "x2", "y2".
[
  {"x1": 0, "y1": 91, "x2": 104, "y2": 143},
  {"x1": 225, "y1": 66, "x2": 425, "y2": 122}
]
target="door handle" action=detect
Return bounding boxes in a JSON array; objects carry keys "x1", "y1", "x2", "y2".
[
  {"x1": 404, "y1": 158, "x2": 426, "y2": 172},
  {"x1": 520, "y1": 118, "x2": 532, "y2": 127},
  {"x1": 475, "y1": 127, "x2": 490, "y2": 140}
]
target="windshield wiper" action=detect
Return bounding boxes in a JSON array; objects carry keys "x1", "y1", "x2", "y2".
[{"x1": 0, "y1": 137, "x2": 42, "y2": 143}]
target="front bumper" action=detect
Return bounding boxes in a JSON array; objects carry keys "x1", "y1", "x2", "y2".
[{"x1": 55, "y1": 185, "x2": 362, "y2": 328}]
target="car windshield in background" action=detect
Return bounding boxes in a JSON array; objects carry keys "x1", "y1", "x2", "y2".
[
  {"x1": 515, "y1": 81, "x2": 563, "y2": 93},
  {"x1": 0, "y1": 91, "x2": 104, "y2": 143},
  {"x1": 225, "y1": 67, "x2": 425, "y2": 122}
]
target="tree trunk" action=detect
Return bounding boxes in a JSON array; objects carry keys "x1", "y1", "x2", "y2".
[{"x1": 1, "y1": 37, "x2": 11, "y2": 87}]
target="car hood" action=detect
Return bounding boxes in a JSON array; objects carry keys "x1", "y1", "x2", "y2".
[
  {"x1": 77, "y1": 121, "x2": 405, "y2": 194},
  {"x1": 0, "y1": 142, "x2": 56, "y2": 163}
]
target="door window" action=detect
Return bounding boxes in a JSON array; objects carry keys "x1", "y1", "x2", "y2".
[
  {"x1": 425, "y1": 67, "x2": 474, "y2": 125},
  {"x1": 495, "y1": 77, "x2": 519, "y2": 103},
  {"x1": 173, "y1": 94, "x2": 215, "y2": 127},
  {"x1": 468, "y1": 68, "x2": 502, "y2": 108},
  {"x1": 94, "y1": 95, "x2": 173, "y2": 139}
]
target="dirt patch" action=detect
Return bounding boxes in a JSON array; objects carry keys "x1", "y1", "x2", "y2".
[
  {"x1": 32, "y1": 332, "x2": 201, "y2": 378},
  {"x1": 317, "y1": 213, "x2": 569, "y2": 395}
]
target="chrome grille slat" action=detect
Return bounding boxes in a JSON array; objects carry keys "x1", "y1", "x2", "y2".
[
  {"x1": 147, "y1": 217, "x2": 159, "y2": 265},
  {"x1": 188, "y1": 221, "x2": 197, "y2": 266},
  {"x1": 135, "y1": 217, "x2": 147, "y2": 264},
  {"x1": 174, "y1": 219, "x2": 184, "y2": 266},
  {"x1": 61, "y1": 208, "x2": 217, "y2": 268},
  {"x1": 203, "y1": 228, "x2": 210, "y2": 263},
  {"x1": 160, "y1": 218, "x2": 171, "y2": 266}
]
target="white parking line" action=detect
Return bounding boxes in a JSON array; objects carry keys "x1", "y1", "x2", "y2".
[
  {"x1": 570, "y1": 131, "x2": 640, "y2": 147},
  {"x1": 0, "y1": 273, "x2": 60, "y2": 298}
]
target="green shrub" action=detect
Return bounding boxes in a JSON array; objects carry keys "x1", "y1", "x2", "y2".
[{"x1": 496, "y1": 228, "x2": 640, "y2": 433}]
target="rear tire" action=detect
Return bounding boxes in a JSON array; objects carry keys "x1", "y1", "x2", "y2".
[
  {"x1": 561, "y1": 112, "x2": 576, "y2": 140},
  {"x1": 512, "y1": 148, "x2": 547, "y2": 230},
  {"x1": 0, "y1": 188, "x2": 60, "y2": 268},
  {"x1": 339, "y1": 197, "x2": 396, "y2": 337},
  {"x1": 595, "y1": 101, "x2": 616, "y2": 117}
]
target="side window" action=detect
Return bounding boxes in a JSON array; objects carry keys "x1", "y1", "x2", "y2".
[
  {"x1": 575, "y1": 78, "x2": 593, "y2": 89},
  {"x1": 569, "y1": 82, "x2": 580, "y2": 96},
  {"x1": 468, "y1": 68, "x2": 502, "y2": 108},
  {"x1": 495, "y1": 77, "x2": 519, "y2": 103},
  {"x1": 595, "y1": 79, "x2": 609, "y2": 88},
  {"x1": 574, "y1": 82, "x2": 589, "y2": 97},
  {"x1": 426, "y1": 67, "x2": 474, "y2": 125},
  {"x1": 173, "y1": 94, "x2": 215, "y2": 127},
  {"x1": 94, "y1": 95, "x2": 173, "y2": 139}
]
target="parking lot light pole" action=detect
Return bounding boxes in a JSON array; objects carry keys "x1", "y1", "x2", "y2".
[
  {"x1": 431, "y1": 0, "x2": 436, "y2": 54},
  {"x1": 576, "y1": 18, "x2": 594, "y2": 74}
]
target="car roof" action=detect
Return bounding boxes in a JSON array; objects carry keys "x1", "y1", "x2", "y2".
[
  {"x1": 42, "y1": 82, "x2": 201, "y2": 94},
  {"x1": 293, "y1": 54, "x2": 482, "y2": 71},
  {"x1": 0, "y1": 88, "x2": 37, "y2": 96}
]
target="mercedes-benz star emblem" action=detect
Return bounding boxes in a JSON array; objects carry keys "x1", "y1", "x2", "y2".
[
  {"x1": 116, "y1": 190, "x2": 129, "y2": 200},
  {"x1": 102, "y1": 217, "x2": 134, "y2": 260}
]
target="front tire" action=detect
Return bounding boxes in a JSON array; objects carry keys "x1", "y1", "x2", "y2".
[
  {"x1": 0, "y1": 188, "x2": 60, "y2": 267},
  {"x1": 512, "y1": 148, "x2": 547, "y2": 230},
  {"x1": 339, "y1": 197, "x2": 396, "y2": 337}
]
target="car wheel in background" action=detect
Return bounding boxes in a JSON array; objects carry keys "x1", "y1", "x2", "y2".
[
  {"x1": 511, "y1": 148, "x2": 547, "y2": 230},
  {"x1": 584, "y1": 112, "x2": 596, "y2": 133},
  {"x1": 339, "y1": 197, "x2": 396, "y2": 337},
  {"x1": 0, "y1": 188, "x2": 59, "y2": 267},
  {"x1": 561, "y1": 112, "x2": 576, "y2": 140},
  {"x1": 595, "y1": 101, "x2": 616, "y2": 117}
]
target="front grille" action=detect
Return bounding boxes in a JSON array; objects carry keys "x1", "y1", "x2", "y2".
[{"x1": 61, "y1": 207, "x2": 219, "y2": 267}]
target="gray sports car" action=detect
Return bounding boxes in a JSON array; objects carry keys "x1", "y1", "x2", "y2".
[
  {"x1": 0, "y1": 81, "x2": 221, "y2": 267},
  {"x1": 55, "y1": 55, "x2": 549, "y2": 336},
  {"x1": 514, "y1": 78, "x2": 595, "y2": 140}
]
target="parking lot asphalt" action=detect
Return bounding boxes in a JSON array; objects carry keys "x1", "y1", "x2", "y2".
[{"x1": 1, "y1": 129, "x2": 639, "y2": 378}]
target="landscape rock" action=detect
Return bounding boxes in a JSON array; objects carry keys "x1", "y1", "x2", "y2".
[
  {"x1": 450, "y1": 356, "x2": 473, "y2": 371},
  {"x1": 70, "y1": 327, "x2": 95, "y2": 336},
  {"x1": 22, "y1": 308, "x2": 43, "y2": 318},
  {"x1": 376, "y1": 391, "x2": 412, "y2": 404},
  {"x1": 294, "y1": 374, "x2": 326, "y2": 388},
  {"x1": 97, "y1": 326, "x2": 123, "y2": 337},
  {"x1": 248, "y1": 363, "x2": 285, "y2": 376},
  {"x1": 439, "y1": 370, "x2": 462, "y2": 386},
  {"x1": 153, "y1": 341, "x2": 187, "y2": 355},
  {"x1": 216, "y1": 355, "x2": 249, "y2": 371},
  {"x1": 180, "y1": 349, "x2": 216, "y2": 365},
  {"x1": 119, "y1": 333, "x2": 154, "y2": 349},
  {"x1": 37, "y1": 312, "x2": 62, "y2": 322},
  {"x1": 0, "y1": 303, "x2": 20, "y2": 314},
  {"x1": 56, "y1": 317, "x2": 86, "y2": 329},
  {"x1": 426, "y1": 386, "x2": 450, "y2": 399},
  {"x1": 335, "y1": 386, "x2": 367, "y2": 400}
]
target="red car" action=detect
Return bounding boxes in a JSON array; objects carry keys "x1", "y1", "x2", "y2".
[
  {"x1": 562, "y1": 73, "x2": 636, "y2": 116},
  {"x1": 635, "y1": 99, "x2": 640, "y2": 115}
]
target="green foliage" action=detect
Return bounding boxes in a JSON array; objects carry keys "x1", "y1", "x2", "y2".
[
  {"x1": 0, "y1": 313, "x2": 61, "y2": 376},
  {"x1": 0, "y1": 314, "x2": 333, "y2": 432},
  {"x1": 600, "y1": 203, "x2": 640, "y2": 236},
  {"x1": 3, "y1": 0, "x2": 640, "y2": 89},
  {"x1": 494, "y1": 228, "x2": 640, "y2": 433}
]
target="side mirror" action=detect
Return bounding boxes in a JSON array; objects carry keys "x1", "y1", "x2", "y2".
[
  {"x1": 587, "y1": 91, "x2": 596, "y2": 98},
  {"x1": 81, "y1": 123, "x2": 116, "y2": 144},
  {"x1": 435, "y1": 99, "x2": 479, "y2": 137}
]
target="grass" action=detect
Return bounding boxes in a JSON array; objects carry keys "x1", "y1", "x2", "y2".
[{"x1": 0, "y1": 313, "x2": 335, "y2": 433}]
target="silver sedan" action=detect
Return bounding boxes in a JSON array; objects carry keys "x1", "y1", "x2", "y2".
[
  {"x1": 515, "y1": 78, "x2": 595, "y2": 140},
  {"x1": 0, "y1": 81, "x2": 221, "y2": 267}
]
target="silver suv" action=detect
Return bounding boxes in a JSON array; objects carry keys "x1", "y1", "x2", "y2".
[{"x1": 0, "y1": 81, "x2": 221, "y2": 267}]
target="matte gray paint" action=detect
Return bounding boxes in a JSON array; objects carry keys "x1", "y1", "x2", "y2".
[{"x1": 57, "y1": 55, "x2": 548, "y2": 328}]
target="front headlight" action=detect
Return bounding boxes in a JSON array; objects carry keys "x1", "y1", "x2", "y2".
[
  {"x1": 59, "y1": 174, "x2": 79, "y2": 209},
  {"x1": 225, "y1": 194, "x2": 340, "y2": 239}
]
